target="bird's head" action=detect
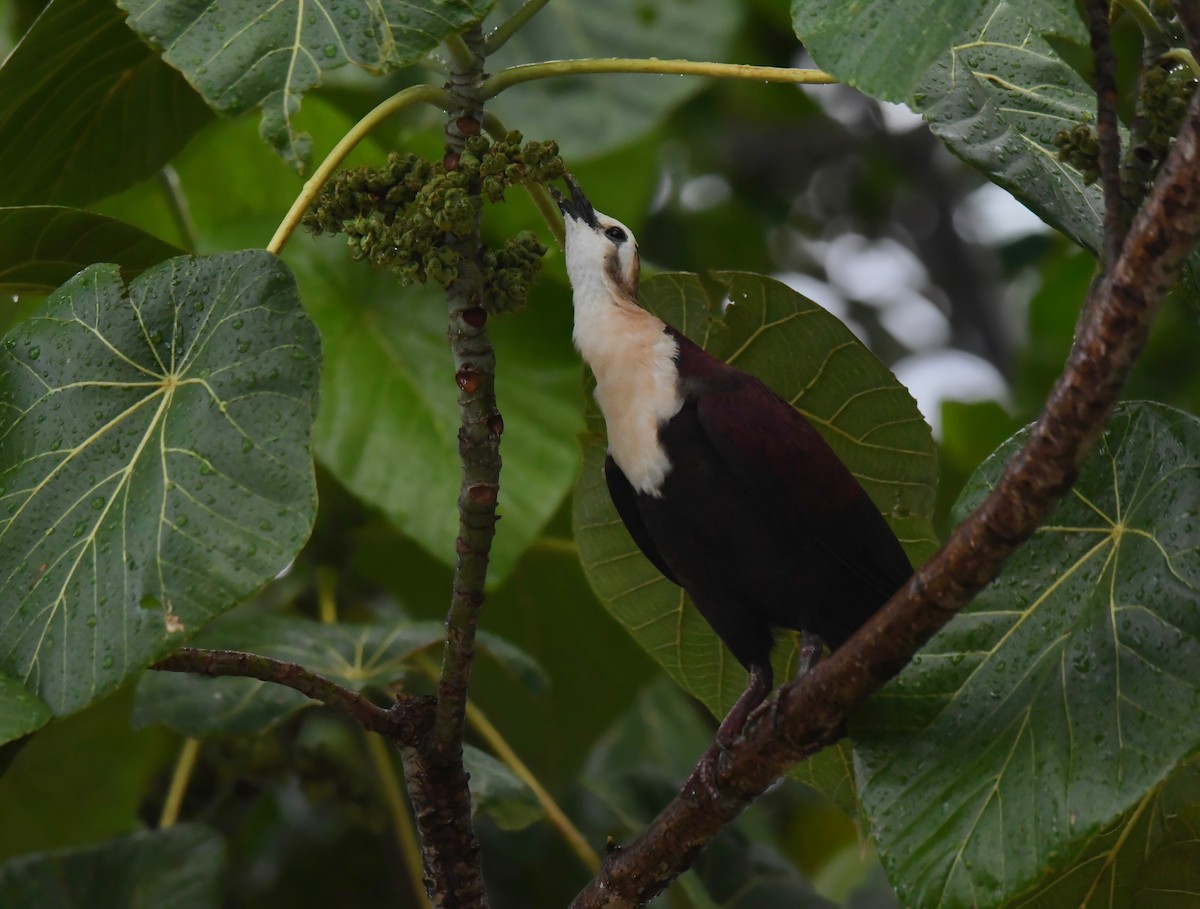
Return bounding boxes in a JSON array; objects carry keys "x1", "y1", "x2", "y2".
[{"x1": 552, "y1": 176, "x2": 640, "y2": 303}]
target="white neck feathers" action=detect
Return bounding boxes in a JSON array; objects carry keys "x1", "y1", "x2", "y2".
[{"x1": 572, "y1": 292, "x2": 682, "y2": 498}]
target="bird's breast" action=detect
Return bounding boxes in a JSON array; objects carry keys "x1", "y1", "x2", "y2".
[{"x1": 577, "y1": 314, "x2": 683, "y2": 498}]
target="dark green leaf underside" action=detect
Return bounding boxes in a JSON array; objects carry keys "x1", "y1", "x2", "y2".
[
  {"x1": 0, "y1": 825, "x2": 223, "y2": 909},
  {"x1": 855, "y1": 402, "x2": 1200, "y2": 909},
  {"x1": 574, "y1": 271, "x2": 937, "y2": 738},
  {"x1": 0, "y1": 252, "x2": 320, "y2": 717},
  {"x1": 0, "y1": 207, "x2": 185, "y2": 295},
  {"x1": 0, "y1": 0, "x2": 213, "y2": 207}
]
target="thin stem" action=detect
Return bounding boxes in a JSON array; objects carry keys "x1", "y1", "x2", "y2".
[
  {"x1": 1163, "y1": 47, "x2": 1200, "y2": 79},
  {"x1": 484, "y1": 59, "x2": 836, "y2": 99},
  {"x1": 483, "y1": 0, "x2": 551, "y2": 56},
  {"x1": 366, "y1": 733, "x2": 432, "y2": 909},
  {"x1": 152, "y1": 648, "x2": 433, "y2": 743},
  {"x1": 444, "y1": 33, "x2": 477, "y2": 70},
  {"x1": 158, "y1": 165, "x2": 198, "y2": 253},
  {"x1": 1085, "y1": 0, "x2": 1127, "y2": 258},
  {"x1": 158, "y1": 737, "x2": 202, "y2": 829},
  {"x1": 1115, "y1": 0, "x2": 1170, "y2": 43},
  {"x1": 317, "y1": 565, "x2": 338, "y2": 625},
  {"x1": 266, "y1": 83, "x2": 450, "y2": 256}
]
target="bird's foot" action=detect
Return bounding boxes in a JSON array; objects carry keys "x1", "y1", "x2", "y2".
[
  {"x1": 680, "y1": 736, "x2": 732, "y2": 801},
  {"x1": 796, "y1": 630, "x2": 826, "y2": 680}
]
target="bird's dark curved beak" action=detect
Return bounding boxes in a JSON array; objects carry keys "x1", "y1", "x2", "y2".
[{"x1": 550, "y1": 174, "x2": 598, "y2": 228}]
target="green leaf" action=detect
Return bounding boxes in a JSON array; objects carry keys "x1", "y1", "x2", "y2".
[
  {"x1": 486, "y1": 0, "x2": 741, "y2": 159},
  {"x1": 0, "y1": 673, "x2": 51, "y2": 745},
  {"x1": 791, "y1": 0, "x2": 991, "y2": 102},
  {"x1": 0, "y1": 0, "x2": 213, "y2": 207},
  {"x1": 573, "y1": 271, "x2": 937, "y2": 731},
  {"x1": 0, "y1": 207, "x2": 185, "y2": 295},
  {"x1": 0, "y1": 687, "x2": 174, "y2": 861},
  {"x1": 1010, "y1": 760, "x2": 1200, "y2": 909},
  {"x1": 134, "y1": 611, "x2": 445, "y2": 735},
  {"x1": 300, "y1": 242, "x2": 583, "y2": 586},
  {"x1": 0, "y1": 825, "x2": 223, "y2": 909},
  {"x1": 854, "y1": 402, "x2": 1200, "y2": 909},
  {"x1": 0, "y1": 252, "x2": 320, "y2": 717},
  {"x1": 463, "y1": 744, "x2": 543, "y2": 831},
  {"x1": 118, "y1": 0, "x2": 492, "y2": 171},
  {"x1": 912, "y1": 2, "x2": 1103, "y2": 253},
  {"x1": 789, "y1": 741, "x2": 859, "y2": 819}
]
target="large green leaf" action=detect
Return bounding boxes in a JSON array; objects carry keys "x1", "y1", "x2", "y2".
[
  {"x1": 854, "y1": 402, "x2": 1200, "y2": 909},
  {"x1": 573, "y1": 271, "x2": 937, "y2": 728},
  {"x1": 0, "y1": 207, "x2": 185, "y2": 295},
  {"x1": 118, "y1": 0, "x2": 492, "y2": 171},
  {"x1": 300, "y1": 242, "x2": 583, "y2": 586},
  {"x1": 912, "y1": 2, "x2": 1102, "y2": 253},
  {"x1": 791, "y1": 0, "x2": 990, "y2": 102},
  {"x1": 0, "y1": 0, "x2": 213, "y2": 207},
  {"x1": 0, "y1": 252, "x2": 320, "y2": 716},
  {"x1": 0, "y1": 825, "x2": 223, "y2": 909},
  {"x1": 485, "y1": 0, "x2": 740, "y2": 159}
]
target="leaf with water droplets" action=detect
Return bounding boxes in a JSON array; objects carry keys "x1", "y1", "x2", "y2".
[
  {"x1": 116, "y1": 0, "x2": 494, "y2": 170},
  {"x1": 0, "y1": 251, "x2": 320, "y2": 718},
  {"x1": 855, "y1": 402, "x2": 1200, "y2": 908}
]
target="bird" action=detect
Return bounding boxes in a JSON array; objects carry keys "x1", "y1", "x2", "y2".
[{"x1": 552, "y1": 176, "x2": 914, "y2": 795}]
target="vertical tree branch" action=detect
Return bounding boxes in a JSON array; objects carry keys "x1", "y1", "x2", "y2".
[
  {"x1": 1086, "y1": 0, "x2": 1127, "y2": 258},
  {"x1": 570, "y1": 81, "x2": 1200, "y2": 909},
  {"x1": 398, "y1": 21, "x2": 495, "y2": 909}
]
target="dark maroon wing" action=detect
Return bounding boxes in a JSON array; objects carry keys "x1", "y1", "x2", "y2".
[
  {"x1": 605, "y1": 455, "x2": 683, "y2": 587},
  {"x1": 689, "y1": 359, "x2": 913, "y2": 601}
]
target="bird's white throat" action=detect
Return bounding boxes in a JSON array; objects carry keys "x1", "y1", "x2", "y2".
[{"x1": 572, "y1": 294, "x2": 683, "y2": 498}]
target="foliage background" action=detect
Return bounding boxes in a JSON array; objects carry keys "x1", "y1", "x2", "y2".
[{"x1": 2, "y1": 0, "x2": 1200, "y2": 906}]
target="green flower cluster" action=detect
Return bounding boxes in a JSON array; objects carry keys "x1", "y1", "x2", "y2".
[
  {"x1": 1054, "y1": 120, "x2": 1101, "y2": 185},
  {"x1": 303, "y1": 131, "x2": 564, "y2": 313},
  {"x1": 1055, "y1": 61, "x2": 1196, "y2": 190},
  {"x1": 1138, "y1": 62, "x2": 1197, "y2": 165}
]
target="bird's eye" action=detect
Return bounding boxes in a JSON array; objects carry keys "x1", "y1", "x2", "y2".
[{"x1": 604, "y1": 226, "x2": 627, "y2": 243}]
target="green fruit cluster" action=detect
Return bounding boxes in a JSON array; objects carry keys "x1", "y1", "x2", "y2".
[
  {"x1": 303, "y1": 131, "x2": 564, "y2": 313},
  {"x1": 1054, "y1": 120, "x2": 1101, "y2": 185},
  {"x1": 1138, "y1": 62, "x2": 1197, "y2": 165}
]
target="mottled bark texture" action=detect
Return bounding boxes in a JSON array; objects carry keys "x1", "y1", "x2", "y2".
[
  {"x1": 401, "y1": 22, "x2": 495, "y2": 909},
  {"x1": 570, "y1": 61, "x2": 1200, "y2": 909}
]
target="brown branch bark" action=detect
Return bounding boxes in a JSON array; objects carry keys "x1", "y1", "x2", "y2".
[
  {"x1": 570, "y1": 72, "x2": 1200, "y2": 909},
  {"x1": 151, "y1": 648, "x2": 433, "y2": 743},
  {"x1": 1085, "y1": 0, "x2": 1126, "y2": 259},
  {"x1": 399, "y1": 21, "x2": 494, "y2": 909}
]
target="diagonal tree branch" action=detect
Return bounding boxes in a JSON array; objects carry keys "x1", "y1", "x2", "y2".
[
  {"x1": 151, "y1": 648, "x2": 434, "y2": 743},
  {"x1": 570, "y1": 67, "x2": 1200, "y2": 909}
]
